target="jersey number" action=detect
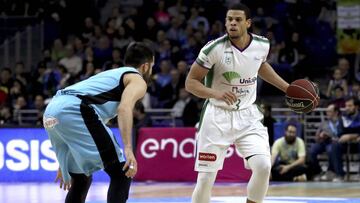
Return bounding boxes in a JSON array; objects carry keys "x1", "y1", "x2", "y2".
[{"x1": 235, "y1": 99, "x2": 241, "y2": 110}]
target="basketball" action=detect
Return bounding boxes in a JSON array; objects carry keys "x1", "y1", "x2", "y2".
[{"x1": 285, "y1": 79, "x2": 320, "y2": 113}]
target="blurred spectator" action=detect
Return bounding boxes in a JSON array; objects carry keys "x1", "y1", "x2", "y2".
[
  {"x1": 74, "y1": 37, "x2": 86, "y2": 58},
  {"x1": 309, "y1": 103, "x2": 342, "y2": 181},
  {"x1": 0, "y1": 106, "x2": 13, "y2": 125},
  {"x1": 103, "y1": 48, "x2": 124, "y2": 70},
  {"x1": 331, "y1": 86, "x2": 346, "y2": 108},
  {"x1": 113, "y1": 26, "x2": 133, "y2": 52},
  {"x1": 176, "y1": 60, "x2": 188, "y2": 88},
  {"x1": 33, "y1": 94, "x2": 46, "y2": 126},
  {"x1": 188, "y1": 7, "x2": 209, "y2": 34},
  {"x1": 104, "y1": 18, "x2": 117, "y2": 40},
  {"x1": 133, "y1": 101, "x2": 152, "y2": 150},
  {"x1": 143, "y1": 17, "x2": 159, "y2": 42},
  {"x1": 317, "y1": 1, "x2": 336, "y2": 29},
  {"x1": 58, "y1": 65, "x2": 72, "y2": 89},
  {"x1": 93, "y1": 36, "x2": 113, "y2": 67},
  {"x1": 123, "y1": 17, "x2": 141, "y2": 41},
  {"x1": 167, "y1": 0, "x2": 187, "y2": 17},
  {"x1": 166, "y1": 15, "x2": 186, "y2": 43},
  {"x1": 177, "y1": 88, "x2": 199, "y2": 127},
  {"x1": 326, "y1": 68, "x2": 348, "y2": 99},
  {"x1": 271, "y1": 123, "x2": 307, "y2": 181},
  {"x1": 261, "y1": 104, "x2": 277, "y2": 146},
  {"x1": 82, "y1": 17, "x2": 95, "y2": 40},
  {"x1": 337, "y1": 58, "x2": 352, "y2": 82},
  {"x1": 133, "y1": 101, "x2": 152, "y2": 132},
  {"x1": 59, "y1": 44, "x2": 83, "y2": 76},
  {"x1": 155, "y1": 60, "x2": 175, "y2": 108},
  {"x1": 329, "y1": 97, "x2": 360, "y2": 182},
  {"x1": 12, "y1": 95, "x2": 28, "y2": 124},
  {"x1": 208, "y1": 20, "x2": 225, "y2": 40},
  {"x1": 338, "y1": 97, "x2": 360, "y2": 143},
  {"x1": 349, "y1": 81, "x2": 360, "y2": 100},
  {"x1": 9, "y1": 79, "x2": 26, "y2": 105},
  {"x1": 110, "y1": 7, "x2": 123, "y2": 30},
  {"x1": 154, "y1": 0, "x2": 171, "y2": 28},
  {"x1": 14, "y1": 62, "x2": 28, "y2": 86},
  {"x1": 51, "y1": 38, "x2": 66, "y2": 61},
  {"x1": 80, "y1": 62, "x2": 95, "y2": 81},
  {"x1": 0, "y1": 68, "x2": 13, "y2": 105}
]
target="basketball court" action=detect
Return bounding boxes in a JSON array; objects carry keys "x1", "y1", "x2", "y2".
[{"x1": 1, "y1": 181, "x2": 360, "y2": 203}]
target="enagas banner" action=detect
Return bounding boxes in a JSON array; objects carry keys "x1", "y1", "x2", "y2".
[{"x1": 135, "y1": 128, "x2": 251, "y2": 182}]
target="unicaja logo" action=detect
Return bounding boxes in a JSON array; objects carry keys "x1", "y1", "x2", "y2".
[{"x1": 239, "y1": 77, "x2": 257, "y2": 85}]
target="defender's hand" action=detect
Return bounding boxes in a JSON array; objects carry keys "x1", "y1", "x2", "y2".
[
  {"x1": 123, "y1": 147, "x2": 137, "y2": 178},
  {"x1": 55, "y1": 168, "x2": 71, "y2": 191}
]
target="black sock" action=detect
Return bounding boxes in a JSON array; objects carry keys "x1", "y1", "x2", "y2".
[
  {"x1": 65, "y1": 173, "x2": 92, "y2": 203},
  {"x1": 104, "y1": 161, "x2": 132, "y2": 203}
]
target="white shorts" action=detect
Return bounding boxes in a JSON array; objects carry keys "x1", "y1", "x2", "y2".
[{"x1": 194, "y1": 102, "x2": 270, "y2": 172}]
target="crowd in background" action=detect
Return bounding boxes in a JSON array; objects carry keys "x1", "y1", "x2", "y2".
[
  {"x1": 0, "y1": 0, "x2": 360, "y2": 182},
  {"x1": 1, "y1": 0, "x2": 359, "y2": 122}
]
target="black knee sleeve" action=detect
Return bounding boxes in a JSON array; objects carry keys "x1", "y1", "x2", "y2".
[
  {"x1": 105, "y1": 161, "x2": 132, "y2": 203},
  {"x1": 65, "y1": 173, "x2": 92, "y2": 203}
]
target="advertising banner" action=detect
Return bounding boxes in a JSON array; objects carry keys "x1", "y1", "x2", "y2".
[
  {"x1": 337, "y1": 0, "x2": 360, "y2": 54},
  {"x1": 0, "y1": 128, "x2": 251, "y2": 182},
  {"x1": 135, "y1": 128, "x2": 251, "y2": 182},
  {"x1": 0, "y1": 128, "x2": 109, "y2": 182}
]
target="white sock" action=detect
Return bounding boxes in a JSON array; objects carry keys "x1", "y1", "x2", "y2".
[{"x1": 191, "y1": 171, "x2": 217, "y2": 203}]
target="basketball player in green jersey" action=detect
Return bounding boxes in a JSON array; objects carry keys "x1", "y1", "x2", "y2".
[{"x1": 186, "y1": 3, "x2": 289, "y2": 203}]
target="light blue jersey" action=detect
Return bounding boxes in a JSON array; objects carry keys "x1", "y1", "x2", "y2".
[
  {"x1": 43, "y1": 67, "x2": 140, "y2": 182},
  {"x1": 62, "y1": 67, "x2": 140, "y2": 122}
]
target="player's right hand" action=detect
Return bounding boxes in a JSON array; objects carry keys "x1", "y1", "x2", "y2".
[
  {"x1": 214, "y1": 90, "x2": 237, "y2": 105},
  {"x1": 123, "y1": 147, "x2": 138, "y2": 178}
]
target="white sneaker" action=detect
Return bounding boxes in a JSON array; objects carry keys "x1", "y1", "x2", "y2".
[
  {"x1": 332, "y1": 176, "x2": 344, "y2": 182},
  {"x1": 320, "y1": 171, "x2": 336, "y2": 181}
]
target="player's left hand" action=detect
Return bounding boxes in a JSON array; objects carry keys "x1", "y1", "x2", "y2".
[
  {"x1": 123, "y1": 147, "x2": 137, "y2": 178},
  {"x1": 54, "y1": 168, "x2": 71, "y2": 191}
]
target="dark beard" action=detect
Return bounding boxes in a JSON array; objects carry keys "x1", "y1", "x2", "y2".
[
  {"x1": 285, "y1": 136, "x2": 296, "y2": 144},
  {"x1": 142, "y1": 68, "x2": 152, "y2": 84}
]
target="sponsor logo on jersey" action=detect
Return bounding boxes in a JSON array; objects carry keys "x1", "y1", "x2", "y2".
[
  {"x1": 222, "y1": 71, "x2": 241, "y2": 83},
  {"x1": 239, "y1": 77, "x2": 257, "y2": 85},
  {"x1": 232, "y1": 87, "x2": 250, "y2": 97},
  {"x1": 222, "y1": 71, "x2": 257, "y2": 86},
  {"x1": 199, "y1": 163, "x2": 209, "y2": 167},
  {"x1": 43, "y1": 117, "x2": 58, "y2": 129},
  {"x1": 198, "y1": 152, "x2": 217, "y2": 161}
]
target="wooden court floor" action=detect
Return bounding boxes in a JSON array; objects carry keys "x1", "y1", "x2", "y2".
[{"x1": 1, "y1": 181, "x2": 360, "y2": 203}]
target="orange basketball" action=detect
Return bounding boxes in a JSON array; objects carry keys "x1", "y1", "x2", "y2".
[{"x1": 285, "y1": 79, "x2": 320, "y2": 113}]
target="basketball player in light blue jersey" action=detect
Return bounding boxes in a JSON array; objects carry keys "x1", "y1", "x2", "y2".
[{"x1": 43, "y1": 42, "x2": 154, "y2": 203}]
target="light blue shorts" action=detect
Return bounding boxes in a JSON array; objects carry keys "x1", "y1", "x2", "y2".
[{"x1": 43, "y1": 93, "x2": 124, "y2": 182}]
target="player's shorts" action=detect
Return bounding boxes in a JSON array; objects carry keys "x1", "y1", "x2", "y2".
[
  {"x1": 43, "y1": 91, "x2": 125, "y2": 182},
  {"x1": 194, "y1": 102, "x2": 270, "y2": 172}
]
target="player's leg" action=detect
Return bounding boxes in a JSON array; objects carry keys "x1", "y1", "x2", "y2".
[
  {"x1": 192, "y1": 103, "x2": 231, "y2": 203},
  {"x1": 246, "y1": 154, "x2": 271, "y2": 203},
  {"x1": 234, "y1": 105, "x2": 271, "y2": 203},
  {"x1": 104, "y1": 161, "x2": 132, "y2": 203},
  {"x1": 78, "y1": 102, "x2": 132, "y2": 202},
  {"x1": 65, "y1": 173, "x2": 92, "y2": 203},
  {"x1": 192, "y1": 171, "x2": 217, "y2": 203}
]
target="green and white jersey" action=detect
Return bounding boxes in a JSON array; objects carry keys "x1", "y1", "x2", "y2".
[{"x1": 196, "y1": 33, "x2": 270, "y2": 110}]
